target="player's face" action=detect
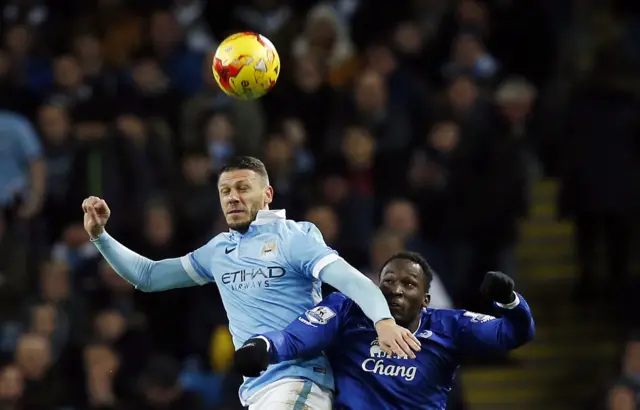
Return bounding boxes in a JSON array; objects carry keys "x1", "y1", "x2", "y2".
[
  {"x1": 379, "y1": 259, "x2": 429, "y2": 328},
  {"x1": 218, "y1": 169, "x2": 273, "y2": 232}
]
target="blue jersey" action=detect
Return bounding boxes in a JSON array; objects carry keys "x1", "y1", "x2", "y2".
[
  {"x1": 93, "y1": 208, "x2": 395, "y2": 403},
  {"x1": 263, "y1": 292, "x2": 535, "y2": 410},
  {"x1": 180, "y1": 210, "x2": 340, "y2": 401}
]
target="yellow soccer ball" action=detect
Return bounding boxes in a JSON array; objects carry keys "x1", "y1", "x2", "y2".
[{"x1": 212, "y1": 32, "x2": 281, "y2": 100}]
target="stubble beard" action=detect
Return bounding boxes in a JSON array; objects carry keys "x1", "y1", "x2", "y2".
[{"x1": 227, "y1": 207, "x2": 259, "y2": 233}]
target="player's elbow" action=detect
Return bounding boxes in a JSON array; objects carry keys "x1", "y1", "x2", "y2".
[
  {"x1": 135, "y1": 283, "x2": 154, "y2": 292},
  {"x1": 134, "y1": 276, "x2": 168, "y2": 292},
  {"x1": 523, "y1": 318, "x2": 536, "y2": 344},
  {"x1": 507, "y1": 318, "x2": 535, "y2": 349},
  {"x1": 131, "y1": 265, "x2": 156, "y2": 292}
]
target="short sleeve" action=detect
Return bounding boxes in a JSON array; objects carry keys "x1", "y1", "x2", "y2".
[
  {"x1": 180, "y1": 243, "x2": 216, "y2": 285},
  {"x1": 285, "y1": 223, "x2": 341, "y2": 279}
]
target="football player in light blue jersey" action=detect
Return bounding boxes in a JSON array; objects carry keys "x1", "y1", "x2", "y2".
[{"x1": 81, "y1": 156, "x2": 420, "y2": 409}]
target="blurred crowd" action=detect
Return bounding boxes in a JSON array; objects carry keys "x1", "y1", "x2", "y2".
[{"x1": 1, "y1": 0, "x2": 640, "y2": 409}]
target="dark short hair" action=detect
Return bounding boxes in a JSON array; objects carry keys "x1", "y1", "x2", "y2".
[
  {"x1": 380, "y1": 251, "x2": 434, "y2": 291},
  {"x1": 219, "y1": 156, "x2": 269, "y2": 183}
]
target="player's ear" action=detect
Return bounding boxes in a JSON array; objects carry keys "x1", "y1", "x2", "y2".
[
  {"x1": 423, "y1": 294, "x2": 430, "y2": 308},
  {"x1": 264, "y1": 185, "x2": 274, "y2": 206}
]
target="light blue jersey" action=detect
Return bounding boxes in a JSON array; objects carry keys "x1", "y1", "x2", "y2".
[
  {"x1": 0, "y1": 111, "x2": 42, "y2": 206},
  {"x1": 92, "y1": 209, "x2": 394, "y2": 404},
  {"x1": 180, "y1": 210, "x2": 338, "y2": 400}
]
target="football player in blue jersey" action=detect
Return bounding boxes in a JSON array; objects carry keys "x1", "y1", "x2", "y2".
[
  {"x1": 234, "y1": 251, "x2": 535, "y2": 409},
  {"x1": 81, "y1": 156, "x2": 420, "y2": 409}
]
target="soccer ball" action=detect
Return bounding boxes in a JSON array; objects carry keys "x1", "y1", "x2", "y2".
[{"x1": 212, "y1": 32, "x2": 280, "y2": 100}]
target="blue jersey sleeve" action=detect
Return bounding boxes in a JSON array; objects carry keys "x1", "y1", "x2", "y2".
[
  {"x1": 92, "y1": 231, "x2": 211, "y2": 291},
  {"x1": 13, "y1": 115, "x2": 42, "y2": 162},
  {"x1": 180, "y1": 243, "x2": 216, "y2": 284},
  {"x1": 284, "y1": 222, "x2": 340, "y2": 279},
  {"x1": 261, "y1": 293, "x2": 352, "y2": 362},
  {"x1": 454, "y1": 293, "x2": 535, "y2": 353}
]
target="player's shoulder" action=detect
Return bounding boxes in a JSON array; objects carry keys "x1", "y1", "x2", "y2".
[
  {"x1": 321, "y1": 292, "x2": 356, "y2": 312},
  {"x1": 426, "y1": 307, "x2": 496, "y2": 328},
  {"x1": 424, "y1": 307, "x2": 467, "y2": 331},
  {"x1": 267, "y1": 219, "x2": 322, "y2": 239},
  {"x1": 282, "y1": 220, "x2": 320, "y2": 235},
  {"x1": 197, "y1": 232, "x2": 230, "y2": 249},
  {"x1": 324, "y1": 291, "x2": 352, "y2": 305}
]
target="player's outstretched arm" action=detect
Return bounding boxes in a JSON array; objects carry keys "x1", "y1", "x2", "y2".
[
  {"x1": 319, "y1": 259, "x2": 421, "y2": 358},
  {"x1": 82, "y1": 196, "x2": 201, "y2": 292},
  {"x1": 456, "y1": 272, "x2": 535, "y2": 353},
  {"x1": 234, "y1": 293, "x2": 348, "y2": 377},
  {"x1": 287, "y1": 223, "x2": 421, "y2": 359}
]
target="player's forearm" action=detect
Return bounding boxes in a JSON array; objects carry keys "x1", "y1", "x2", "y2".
[
  {"x1": 470, "y1": 293, "x2": 535, "y2": 351},
  {"x1": 261, "y1": 331, "x2": 304, "y2": 362},
  {"x1": 92, "y1": 231, "x2": 197, "y2": 291},
  {"x1": 495, "y1": 293, "x2": 536, "y2": 348},
  {"x1": 319, "y1": 259, "x2": 393, "y2": 324},
  {"x1": 263, "y1": 294, "x2": 348, "y2": 362},
  {"x1": 262, "y1": 328, "x2": 329, "y2": 363}
]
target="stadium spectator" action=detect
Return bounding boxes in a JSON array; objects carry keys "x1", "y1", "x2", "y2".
[
  {"x1": 608, "y1": 335, "x2": 640, "y2": 409},
  {"x1": 559, "y1": 83, "x2": 640, "y2": 307},
  {"x1": 0, "y1": 110, "x2": 44, "y2": 307},
  {"x1": 171, "y1": 0, "x2": 218, "y2": 53},
  {"x1": 144, "y1": 9, "x2": 204, "y2": 97},
  {"x1": 292, "y1": 3, "x2": 359, "y2": 88},
  {"x1": 0, "y1": 363, "x2": 24, "y2": 408}
]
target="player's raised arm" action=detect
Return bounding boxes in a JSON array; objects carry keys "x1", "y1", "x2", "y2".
[
  {"x1": 455, "y1": 272, "x2": 535, "y2": 353},
  {"x1": 234, "y1": 293, "x2": 350, "y2": 377},
  {"x1": 82, "y1": 196, "x2": 213, "y2": 291},
  {"x1": 285, "y1": 223, "x2": 421, "y2": 358}
]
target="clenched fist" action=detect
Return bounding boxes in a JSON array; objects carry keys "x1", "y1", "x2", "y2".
[
  {"x1": 480, "y1": 271, "x2": 515, "y2": 304},
  {"x1": 82, "y1": 196, "x2": 111, "y2": 240}
]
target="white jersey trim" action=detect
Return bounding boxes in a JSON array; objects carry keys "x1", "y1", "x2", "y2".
[
  {"x1": 180, "y1": 255, "x2": 207, "y2": 285},
  {"x1": 496, "y1": 293, "x2": 520, "y2": 309},
  {"x1": 255, "y1": 335, "x2": 271, "y2": 352},
  {"x1": 312, "y1": 254, "x2": 342, "y2": 279}
]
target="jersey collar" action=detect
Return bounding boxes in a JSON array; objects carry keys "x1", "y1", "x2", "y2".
[
  {"x1": 228, "y1": 209, "x2": 287, "y2": 238},
  {"x1": 252, "y1": 209, "x2": 286, "y2": 225}
]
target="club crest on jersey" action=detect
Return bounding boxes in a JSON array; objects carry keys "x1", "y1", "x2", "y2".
[
  {"x1": 260, "y1": 240, "x2": 277, "y2": 258},
  {"x1": 305, "y1": 306, "x2": 336, "y2": 325},
  {"x1": 417, "y1": 330, "x2": 433, "y2": 339},
  {"x1": 369, "y1": 339, "x2": 408, "y2": 360},
  {"x1": 362, "y1": 339, "x2": 417, "y2": 381}
]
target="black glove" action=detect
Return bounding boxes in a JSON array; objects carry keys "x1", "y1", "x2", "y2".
[
  {"x1": 480, "y1": 271, "x2": 515, "y2": 304},
  {"x1": 234, "y1": 337, "x2": 270, "y2": 377}
]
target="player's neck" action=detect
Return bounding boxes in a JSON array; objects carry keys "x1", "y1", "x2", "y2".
[
  {"x1": 229, "y1": 207, "x2": 271, "y2": 234},
  {"x1": 399, "y1": 315, "x2": 421, "y2": 334}
]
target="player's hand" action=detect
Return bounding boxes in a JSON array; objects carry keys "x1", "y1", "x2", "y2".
[
  {"x1": 480, "y1": 271, "x2": 515, "y2": 304},
  {"x1": 82, "y1": 196, "x2": 111, "y2": 240},
  {"x1": 375, "y1": 319, "x2": 421, "y2": 359},
  {"x1": 234, "y1": 337, "x2": 270, "y2": 377}
]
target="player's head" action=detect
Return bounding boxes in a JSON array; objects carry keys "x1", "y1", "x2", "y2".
[
  {"x1": 379, "y1": 251, "x2": 433, "y2": 328},
  {"x1": 218, "y1": 156, "x2": 273, "y2": 232}
]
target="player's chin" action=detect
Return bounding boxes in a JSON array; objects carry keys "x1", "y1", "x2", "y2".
[
  {"x1": 389, "y1": 304, "x2": 409, "y2": 322},
  {"x1": 389, "y1": 306, "x2": 406, "y2": 322},
  {"x1": 227, "y1": 218, "x2": 251, "y2": 232}
]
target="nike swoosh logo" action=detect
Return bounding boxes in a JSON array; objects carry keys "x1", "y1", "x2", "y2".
[{"x1": 225, "y1": 247, "x2": 236, "y2": 254}]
